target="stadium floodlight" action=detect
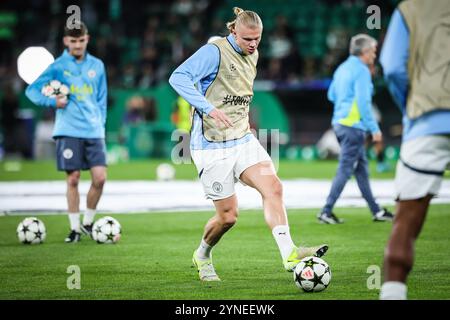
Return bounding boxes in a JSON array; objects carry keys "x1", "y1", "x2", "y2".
[{"x1": 17, "y1": 46, "x2": 54, "y2": 84}]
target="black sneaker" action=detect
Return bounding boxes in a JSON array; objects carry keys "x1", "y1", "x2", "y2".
[
  {"x1": 373, "y1": 208, "x2": 394, "y2": 222},
  {"x1": 317, "y1": 212, "x2": 344, "y2": 224},
  {"x1": 80, "y1": 223, "x2": 93, "y2": 238},
  {"x1": 65, "y1": 230, "x2": 81, "y2": 243}
]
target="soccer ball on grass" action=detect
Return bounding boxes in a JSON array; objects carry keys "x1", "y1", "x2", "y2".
[
  {"x1": 156, "y1": 163, "x2": 175, "y2": 181},
  {"x1": 92, "y1": 216, "x2": 122, "y2": 244},
  {"x1": 293, "y1": 256, "x2": 331, "y2": 292},
  {"x1": 17, "y1": 217, "x2": 46, "y2": 244}
]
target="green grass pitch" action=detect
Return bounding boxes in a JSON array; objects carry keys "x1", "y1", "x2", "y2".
[
  {"x1": 0, "y1": 159, "x2": 399, "y2": 181},
  {"x1": 1, "y1": 205, "x2": 449, "y2": 300}
]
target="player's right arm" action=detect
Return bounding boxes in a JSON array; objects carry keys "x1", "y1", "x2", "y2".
[
  {"x1": 25, "y1": 63, "x2": 65, "y2": 108},
  {"x1": 168, "y1": 44, "x2": 232, "y2": 128},
  {"x1": 379, "y1": 9, "x2": 409, "y2": 114}
]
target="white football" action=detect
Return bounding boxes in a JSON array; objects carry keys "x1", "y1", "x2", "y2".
[
  {"x1": 41, "y1": 80, "x2": 70, "y2": 98},
  {"x1": 59, "y1": 84, "x2": 70, "y2": 95},
  {"x1": 17, "y1": 217, "x2": 46, "y2": 244},
  {"x1": 156, "y1": 163, "x2": 175, "y2": 181},
  {"x1": 41, "y1": 85, "x2": 55, "y2": 97},
  {"x1": 294, "y1": 256, "x2": 331, "y2": 292},
  {"x1": 92, "y1": 216, "x2": 122, "y2": 244},
  {"x1": 49, "y1": 80, "x2": 61, "y2": 89}
]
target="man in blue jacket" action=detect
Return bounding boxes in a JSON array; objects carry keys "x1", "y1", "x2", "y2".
[
  {"x1": 26, "y1": 22, "x2": 108, "y2": 243},
  {"x1": 318, "y1": 34, "x2": 393, "y2": 224}
]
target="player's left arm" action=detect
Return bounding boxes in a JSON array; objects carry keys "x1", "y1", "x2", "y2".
[{"x1": 97, "y1": 62, "x2": 108, "y2": 125}]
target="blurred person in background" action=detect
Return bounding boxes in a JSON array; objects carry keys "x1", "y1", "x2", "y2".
[
  {"x1": 1, "y1": 82, "x2": 21, "y2": 156},
  {"x1": 317, "y1": 34, "x2": 394, "y2": 224},
  {"x1": 171, "y1": 96, "x2": 192, "y2": 160},
  {"x1": 123, "y1": 95, "x2": 147, "y2": 124}
]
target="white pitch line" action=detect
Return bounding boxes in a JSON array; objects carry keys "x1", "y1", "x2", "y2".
[{"x1": 0, "y1": 179, "x2": 449, "y2": 215}]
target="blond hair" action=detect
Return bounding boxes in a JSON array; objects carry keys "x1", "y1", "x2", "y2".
[{"x1": 226, "y1": 7, "x2": 263, "y2": 32}]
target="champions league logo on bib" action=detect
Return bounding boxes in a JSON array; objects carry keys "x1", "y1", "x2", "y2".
[{"x1": 63, "y1": 148, "x2": 73, "y2": 159}]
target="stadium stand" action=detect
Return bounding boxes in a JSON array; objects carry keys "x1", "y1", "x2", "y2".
[{"x1": 0, "y1": 0, "x2": 402, "y2": 160}]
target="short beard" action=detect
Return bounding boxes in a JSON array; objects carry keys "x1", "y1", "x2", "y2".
[{"x1": 71, "y1": 50, "x2": 84, "y2": 60}]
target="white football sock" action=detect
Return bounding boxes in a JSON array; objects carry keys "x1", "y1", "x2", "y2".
[
  {"x1": 196, "y1": 239, "x2": 213, "y2": 260},
  {"x1": 272, "y1": 225, "x2": 295, "y2": 261},
  {"x1": 380, "y1": 281, "x2": 407, "y2": 300},
  {"x1": 83, "y1": 208, "x2": 96, "y2": 226},
  {"x1": 68, "y1": 213, "x2": 81, "y2": 232}
]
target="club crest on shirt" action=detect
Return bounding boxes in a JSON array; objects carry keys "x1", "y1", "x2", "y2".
[{"x1": 87, "y1": 69, "x2": 96, "y2": 78}]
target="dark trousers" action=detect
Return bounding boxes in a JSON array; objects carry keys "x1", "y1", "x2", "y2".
[{"x1": 322, "y1": 124, "x2": 381, "y2": 215}]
